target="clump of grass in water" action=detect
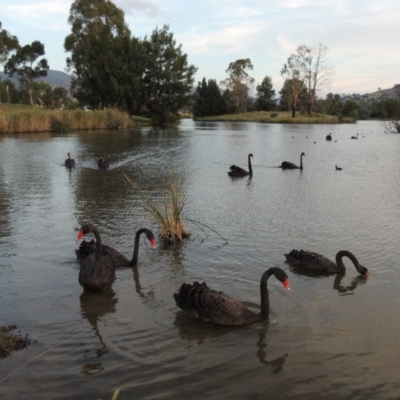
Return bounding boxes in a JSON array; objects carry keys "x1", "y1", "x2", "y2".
[
  {"x1": 123, "y1": 168, "x2": 191, "y2": 244},
  {"x1": 0, "y1": 325, "x2": 31, "y2": 358}
]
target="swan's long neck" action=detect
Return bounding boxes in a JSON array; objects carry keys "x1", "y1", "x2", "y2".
[
  {"x1": 335, "y1": 250, "x2": 360, "y2": 273},
  {"x1": 259, "y1": 269, "x2": 274, "y2": 319},
  {"x1": 248, "y1": 155, "x2": 253, "y2": 175},
  {"x1": 91, "y1": 225, "x2": 102, "y2": 254},
  {"x1": 300, "y1": 153, "x2": 304, "y2": 170},
  {"x1": 130, "y1": 229, "x2": 146, "y2": 266}
]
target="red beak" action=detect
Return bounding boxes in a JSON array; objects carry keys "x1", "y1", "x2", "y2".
[
  {"x1": 283, "y1": 278, "x2": 291, "y2": 291},
  {"x1": 150, "y1": 238, "x2": 156, "y2": 249},
  {"x1": 76, "y1": 230, "x2": 84, "y2": 241}
]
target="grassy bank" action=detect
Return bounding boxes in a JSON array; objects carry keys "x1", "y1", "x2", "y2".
[
  {"x1": 0, "y1": 104, "x2": 151, "y2": 133},
  {"x1": 196, "y1": 111, "x2": 355, "y2": 124}
]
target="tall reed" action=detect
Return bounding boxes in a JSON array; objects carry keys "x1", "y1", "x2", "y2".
[
  {"x1": 0, "y1": 106, "x2": 149, "y2": 133},
  {"x1": 124, "y1": 168, "x2": 191, "y2": 243}
]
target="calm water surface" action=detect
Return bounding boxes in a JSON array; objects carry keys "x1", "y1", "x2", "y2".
[{"x1": 1, "y1": 120, "x2": 400, "y2": 399}]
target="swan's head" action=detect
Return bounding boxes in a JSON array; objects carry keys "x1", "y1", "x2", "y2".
[
  {"x1": 301, "y1": 152, "x2": 305, "y2": 157},
  {"x1": 273, "y1": 268, "x2": 291, "y2": 291},
  {"x1": 144, "y1": 229, "x2": 157, "y2": 249},
  {"x1": 76, "y1": 224, "x2": 93, "y2": 241},
  {"x1": 359, "y1": 266, "x2": 369, "y2": 277},
  {"x1": 249, "y1": 153, "x2": 254, "y2": 158}
]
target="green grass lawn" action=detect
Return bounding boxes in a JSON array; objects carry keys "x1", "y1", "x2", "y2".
[{"x1": 195, "y1": 111, "x2": 355, "y2": 124}]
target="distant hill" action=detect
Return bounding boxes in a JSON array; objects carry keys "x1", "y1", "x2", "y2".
[
  {"x1": 366, "y1": 84, "x2": 400, "y2": 100},
  {"x1": 0, "y1": 70, "x2": 72, "y2": 91}
]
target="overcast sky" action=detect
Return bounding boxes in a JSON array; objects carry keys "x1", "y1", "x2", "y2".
[{"x1": 2, "y1": 0, "x2": 399, "y2": 95}]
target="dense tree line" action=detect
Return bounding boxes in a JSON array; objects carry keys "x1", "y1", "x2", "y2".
[
  {"x1": 64, "y1": 0, "x2": 196, "y2": 126},
  {"x1": 2, "y1": 11, "x2": 400, "y2": 126}
]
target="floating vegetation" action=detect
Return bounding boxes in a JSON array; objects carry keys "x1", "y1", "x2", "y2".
[
  {"x1": 124, "y1": 169, "x2": 228, "y2": 245},
  {"x1": 0, "y1": 325, "x2": 31, "y2": 358},
  {"x1": 124, "y1": 168, "x2": 191, "y2": 244}
]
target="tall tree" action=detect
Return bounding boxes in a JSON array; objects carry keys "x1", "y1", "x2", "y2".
[
  {"x1": 64, "y1": 0, "x2": 138, "y2": 110},
  {"x1": 280, "y1": 51, "x2": 305, "y2": 117},
  {"x1": 0, "y1": 22, "x2": 19, "y2": 65},
  {"x1": 141, "y1": 25, "x2": 197, "y2": 126},
  {"x1": 4, "y1": 41, "x2": 49, "y2": 105},
  {"x1": 279, "y1": 79, "x2": 307, "y2": 112},
  {"x1": 221, "y1": 58, "x2": 254, "y2": 113},
  {"x1": 0, "y1": 22, "x2": 19, "y2": 103},
  {"x1": 255, "y1": 76, "x2": 276, "y2": 111},
  {"x1": 298, "y1": 43, "x2": 333, "y2": 116},
  {"x1": 192, "y1": 78, "x2": 226, "y2": 117}
]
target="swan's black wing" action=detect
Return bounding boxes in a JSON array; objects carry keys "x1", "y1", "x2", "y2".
[
  {"x1": 230, "y1": 165, "x2": 248, "y2": 174},
  {"x1": 280, "y1": 161, "x2": 298, "y2": 169},
  {"x1": 76, "y1": 241, "x2": 130, "y2": 267},
  {"x1": 228, "y1": 165, "x2": 249, "y2": 176},
  {"x1": 285, "y1": 249, "x2": 337, "y2": 272},
  {"x1": 76, "y1": 240, "x2": 97, "y2": 259},
  {"x1": 65, "y1": 159, "x2": 75, "y2": 168},
  {"x1": 174, "y1": 282, "x2": 258, "y2": 325},
  {"x1": 79, "y1": 253, "x2": 116, "y2": 292}
]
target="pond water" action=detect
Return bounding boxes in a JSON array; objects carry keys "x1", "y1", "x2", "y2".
[{"x1": 1, "y1": 119, "x2": 400, "y2": 399}]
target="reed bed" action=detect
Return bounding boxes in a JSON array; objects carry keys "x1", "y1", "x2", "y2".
[
  {"x1": 124, "y1": 168, "x2": 192, "y2": 244},
  {"x1": 196, "y1": 111, "x2": 355, "y2": 124},
  {"x1": 0, "y1": 106, "x2": 149, "y2": 133}
]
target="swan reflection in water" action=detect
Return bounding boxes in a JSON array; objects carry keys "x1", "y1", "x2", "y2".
[
  {"x1": 174, "y1": 316, "x2": 288, "y2": 374},
  {"x1": 79, "y1": 287, "x2": 118, "y2": 375},
  {"x1": 333, "y1": 273, "x2": 368, "y2": 296},
  {"x1": 256, "y1": 325, "x2": 288, "y2": 374}
]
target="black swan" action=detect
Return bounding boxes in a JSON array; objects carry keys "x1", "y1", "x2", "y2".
[
  {"x1": 98, "y1": 156, "x2": 109, "y2": 170},
  {"x1": 326, "y1": 133, "x2": 332, "y2": 141},
  {"x1": 284, "y1": 249, "x2": 368, "y2": 275},
  {"x1": 335, "y1": 165, "x2": 342, "y2": 171},
  {"x1": 65, "y1": 153, "x2": 76, "y2": 169},
  {"x1": 228, "y1": 153, "x2": 253, "y2": 177},
  {"x1": 280, "y1": 152, "x2": 305, "y2": 170},
  {"x1": 173, "y1": 267, "x2": 290, "y2": 325},
  {"x1": 76, "y1": 225, "x2": 115, "y2": 292},
  {"x1": 76, "y1": 224, "x2": 156, "y2": 268}
]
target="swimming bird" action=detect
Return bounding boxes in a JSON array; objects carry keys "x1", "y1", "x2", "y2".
[
  {"x1": 98, "y1": 156, "x2": 109, "y2": 170},
  {"x1": 280, "y1": 152, "x2": 305, "y2": 170},
  {"x1": 284, "y1": 249, "x2": 368, "y2": 275},
  {"x1": 173, "y1": 267, "x2": 290, "y2": 325},
  {"x1": 228, "y1": 153, "x2": 253, "y2": 177},
  {"x1": 76, "y1": 224, "x2": 156, "y2": 268},
  {"x1": 65, "y1": 153, "x2": 75, "y2": 169},
  {"x1": 76, "y1": 224, "x2": 115, "y2": 292}
]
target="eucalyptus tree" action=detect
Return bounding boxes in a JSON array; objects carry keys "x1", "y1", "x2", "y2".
[
  {"x1": 193, "y1": 78, "x2": 226, "y2": 117},
  {"x1": 0, "y1": 22, "x2": 19, "y2": 65},
  {"x1": 64, "y1": 0, "x2": 141, "y2": 111},
  {"x1": 255, "y1": 75, "x2": 276, "y2": 111},
  {"x1": 0, "y1": 22, "x2": 19, "y2": 103},
  {"x1": 298, "y1": 43, "x2": 333, "y2": 116},
  {"x1": 280, "y1": 51, "x2": 306, "y2": 117},
  {"x1": 4, "y1": 41, "x2": 49, "y2": 106},
  {"x1": 141, "y1": 25, "x2": 197, "y2": 126},
  {"x1": 279, "y1": 78, "x2": 307, "y2": 113},
  {"x1": 221, "y1": 58, "x2": 254, "y2": 113}
]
